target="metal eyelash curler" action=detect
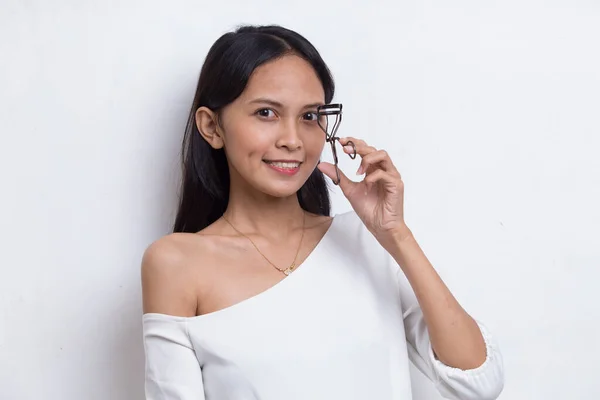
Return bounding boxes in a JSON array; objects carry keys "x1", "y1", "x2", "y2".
[{"x1": 316, "y1": 103, "x2": 356, "y2": 185}]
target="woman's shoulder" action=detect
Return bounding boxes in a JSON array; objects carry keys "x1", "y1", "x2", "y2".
[
  {"x1": 329, "y1": 210, "x2": 386, "y2": 253},
  {"x1": 330, "y1": 209, "x2": 367, "y2": 237},
  {"x1": 142, "y1": 218, "x2": 231, "y2": 271},
  {"x1": 141, "y1": 231, "x2": 215, "y2": 272},
  {"x1": 333, "y1": 209, "x2": 361, "y2": 225},
  {"x1": 141, "y1": 231, "x2": 220, "y2": 317}
]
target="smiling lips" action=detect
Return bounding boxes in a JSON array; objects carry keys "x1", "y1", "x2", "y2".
[{"x1": 264, "y1": 160, "x2": 302, "y2": 176}]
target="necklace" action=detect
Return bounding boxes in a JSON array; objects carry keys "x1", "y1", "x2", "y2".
[{"x1": 222, "y1": 212, "x2": 306, "y2": 276}]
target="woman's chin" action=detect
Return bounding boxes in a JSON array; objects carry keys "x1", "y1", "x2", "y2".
[
  {"x1": 262, "y1": 185, "x2": 303, "y2": 198},
  {"x1": 257, "y1": 178, "x2": 307, "y2": 198}
]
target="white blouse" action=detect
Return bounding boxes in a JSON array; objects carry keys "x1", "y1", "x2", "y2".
[{"x1": 143, "y1": 211, "x2": 504, "y2": 399}]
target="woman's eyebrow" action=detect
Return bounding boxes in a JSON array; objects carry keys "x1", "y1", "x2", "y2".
[
  {"x1": 303, "y1": 102, "x2": 325, "y2": 110},
  {"x1": 248, "y1": 98, "x2": 283, "y2": 108},
  {"x1": 248, "y1": 98, "x2": 324, "y2": 109}
]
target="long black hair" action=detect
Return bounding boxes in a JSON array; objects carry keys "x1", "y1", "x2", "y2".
[{"x1": 173, "y1": 25, "x2": 335, "y2": 233}]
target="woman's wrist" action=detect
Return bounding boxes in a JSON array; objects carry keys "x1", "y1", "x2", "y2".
[{"x1": 376, "y1": 224, "x2": 416, "y2": 260}]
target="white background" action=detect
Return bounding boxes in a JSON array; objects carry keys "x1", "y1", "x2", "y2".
[{"x1": 1, "y1": 0, "x2": 599, "y2": 399}]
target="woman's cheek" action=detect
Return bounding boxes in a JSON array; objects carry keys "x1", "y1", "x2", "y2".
[{"x1": 305, "y1": 131, "x2": 325, "y2": 158}]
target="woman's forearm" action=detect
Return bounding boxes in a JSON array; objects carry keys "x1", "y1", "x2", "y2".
[{"x1": 386, "y1": 230, "x2": 487, "y2": 370}]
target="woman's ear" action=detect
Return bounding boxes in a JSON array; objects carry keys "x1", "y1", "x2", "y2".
[{"x1": 195, "y1": 106, "x2": 224, "y2": 149}]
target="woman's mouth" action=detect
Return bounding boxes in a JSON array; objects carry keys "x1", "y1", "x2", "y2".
[{"x1": 263, "y1": 160, "x2": 302, "y2": 176}]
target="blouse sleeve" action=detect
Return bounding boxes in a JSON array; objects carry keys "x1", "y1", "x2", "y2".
[
  {"x1": 143, "y1": 314, "x2": 206, "y2": 400},
  {"x1": 394, "y1": 265, "x2": 505, "y2": 400}
]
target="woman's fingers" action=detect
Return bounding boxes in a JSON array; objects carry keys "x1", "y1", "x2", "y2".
[
  {"x1": 339, "y1": 137, "x2": 376, "y2": 157},
  {"x1": 356, "y1": 150, "x2": 399, "y2": 176},
  {"x1": 317, "y1": 161, "x2": 355, "y2": 195},
  {"x1": 363, "y1": 169, "x2": 403, "y2": 192},
  {"x1": 339, "y1": 137, "x2": 399, "y2": 177}
]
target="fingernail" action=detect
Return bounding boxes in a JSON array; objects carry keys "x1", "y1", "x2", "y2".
[
  {"x1": 344, "y1": 145, "x2": 353, "y2": 152},
  {"x1": 356, "y1": 166, "x2": 364, "y2": 175}
]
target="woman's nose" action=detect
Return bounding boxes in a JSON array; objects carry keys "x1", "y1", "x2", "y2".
[{"x1": 276, "y1": 120, "x2": 302, "y2": 151}]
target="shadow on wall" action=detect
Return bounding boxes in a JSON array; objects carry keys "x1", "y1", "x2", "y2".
[
  {"x1": 106, "y1": 80, "x2": 185, "y2": 400},
  {"x1": 105, "y1": 285, "x2": 146, "y2": 400}
]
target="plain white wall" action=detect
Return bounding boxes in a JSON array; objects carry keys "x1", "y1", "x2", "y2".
[{"x1": 1, "y1": 0, "x2": 599, "y2": 399}]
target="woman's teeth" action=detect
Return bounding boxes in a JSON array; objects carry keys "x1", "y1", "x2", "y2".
[{"x1": 265, "y1": 161, "x2": 300, "y2": 169}]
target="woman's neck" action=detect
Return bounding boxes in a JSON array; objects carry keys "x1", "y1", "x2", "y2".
[{"x1": 223, "y1": 192, "x2": 305, "y2": 237}]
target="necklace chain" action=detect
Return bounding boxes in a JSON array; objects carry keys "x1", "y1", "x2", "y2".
[{"x1": 222, "y1": 212, "x2": 306, "y2": 276}]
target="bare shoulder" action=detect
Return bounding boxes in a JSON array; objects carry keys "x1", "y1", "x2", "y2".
[{"x1": 141, "y1": 232, "x2": 215, "y2": 317}]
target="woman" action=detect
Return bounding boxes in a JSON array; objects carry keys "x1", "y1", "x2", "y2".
[{"x1": 142, "y1": 25, "x2": 504, "y2": 399}]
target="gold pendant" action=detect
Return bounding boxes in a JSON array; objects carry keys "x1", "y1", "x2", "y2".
[{"x1": 283, "y1": 263, "x2": 295, "y2": 276}]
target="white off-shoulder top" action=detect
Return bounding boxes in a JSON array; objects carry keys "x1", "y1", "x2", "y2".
[{"x1": 143, "y1": 211, "x2": 504, "y2": 399}]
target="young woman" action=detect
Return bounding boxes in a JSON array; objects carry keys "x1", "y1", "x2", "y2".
[{"x1": 142, "y1": 25, "x2": 504, "y2": 400}]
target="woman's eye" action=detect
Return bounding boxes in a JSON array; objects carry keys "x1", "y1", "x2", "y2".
[
  {"x1": 303, "y1": 112, "x2": 318, "y2": 121},
  {"x1": 257, "y1": 109, "x2": 275, "y2": 118}
]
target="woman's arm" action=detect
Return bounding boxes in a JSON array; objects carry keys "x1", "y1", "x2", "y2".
[
  {"x1": 141, "y1": 236, "x2": 206, "y2": 400},
  {"x1": 318, "y1": 136, "x2": 487, "y2": 369},
  {"x1": 319, "y1": 137, "x2": 504, "y2": 399},
  {"x1": 386, "y1": 229, "x2": 487, "y2": 369}
]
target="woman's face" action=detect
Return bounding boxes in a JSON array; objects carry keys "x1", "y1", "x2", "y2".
[{"x1": 217, "y1": 55, "x2": 327, "y2": 198}]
